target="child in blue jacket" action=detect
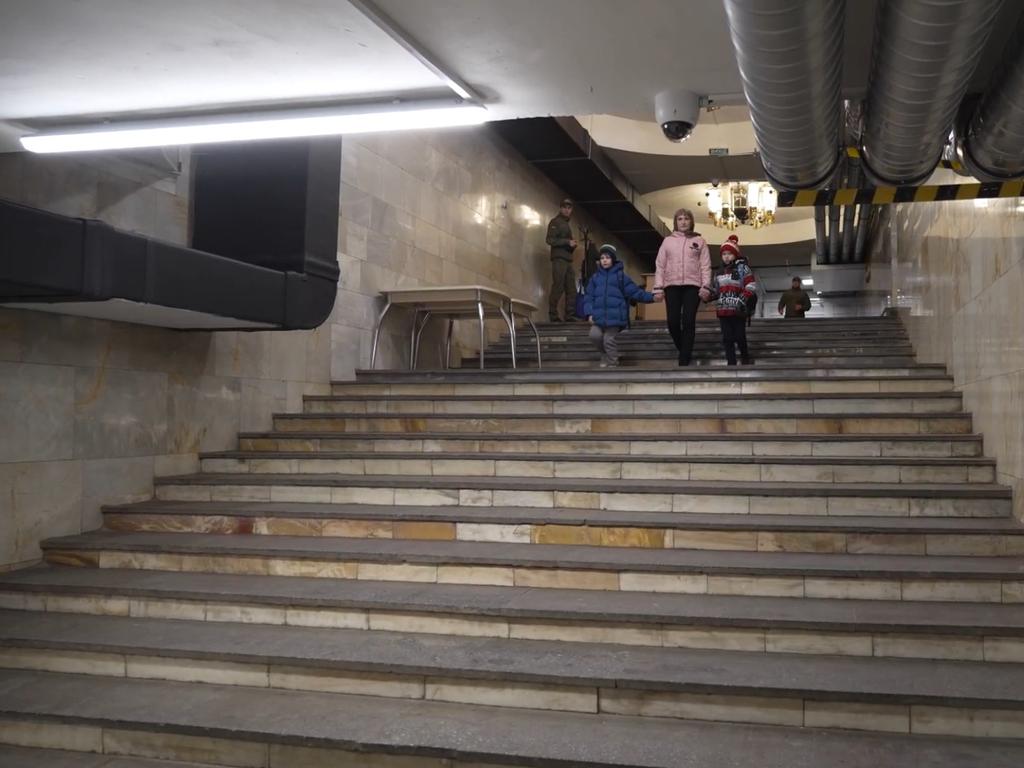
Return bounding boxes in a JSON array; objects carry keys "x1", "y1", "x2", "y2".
[{"x1": 584, "y1": 244, "x2": 661, "y2": 367}]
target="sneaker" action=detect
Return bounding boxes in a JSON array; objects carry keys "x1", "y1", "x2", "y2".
[
  {"x1": 598, "y1": 360, "x2": 610, "y2": 368},
  {"x1": 607, "y1": 359, "x2": 621, "y2": 368}
]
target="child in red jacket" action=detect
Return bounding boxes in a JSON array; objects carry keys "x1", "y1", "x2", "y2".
[{"x1": 708, "y1": 235, "x2": 757, "y2": 365}]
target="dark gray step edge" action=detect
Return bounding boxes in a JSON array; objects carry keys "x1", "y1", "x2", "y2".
[{"x1": 2, "y1": 612, "x2": 1023, "y2": 708}]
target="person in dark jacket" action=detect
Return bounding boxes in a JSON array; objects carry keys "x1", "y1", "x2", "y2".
[
  {"x1": 546, "y1": 198, "x2": 579, "y2": 322},
  {"x1": 583, "y1": 244, "x2": 660, "y2": 367},
  {"x1": 778, "y1": 277, "x2": 812, "y2": 318},
  {"x1": 708, "y1": 235, "x2": 757, "y2": 365}
]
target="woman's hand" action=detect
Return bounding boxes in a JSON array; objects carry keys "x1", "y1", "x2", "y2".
[
  {"x1": 653, "y1": 290, "x2": 664, "y2": 303},
  {"x1": 698, "y1": 287, "x2": 712, "y2": 302}
]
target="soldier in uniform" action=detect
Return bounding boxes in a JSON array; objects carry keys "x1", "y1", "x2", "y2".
[{"x1": 546, "y1": 198, "x2": 579, "y2": 322}]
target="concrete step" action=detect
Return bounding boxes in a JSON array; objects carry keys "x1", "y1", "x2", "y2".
[
  {"x1": 198, "y1": 450, "x2": 996, "y2": 485},
  {"x1": 103, "y1": 501, "x2": 1024, "y2": 556},
  {"x1": 0, "y1": 746, "x2": 214, "y2": 768},
  {"x1": 4, "y1": 567, "x2": 1024, "y2": 663},
  {"x1": 302, "y1": 392, "x2": 965, "y2": 416},
  {"x1": 271, "y1": 412, "x2": 975, "y2": 436},
  {"x1": 38, "y1": 531, "x2": 1024, "y2": 603},
  {"x1": 352, "y1": 366, "x2": 949, "y2": 382},
  {"x1": 4, "y1": 670, "x2": 1024, "y2": 767},
  {"x1": 238, "y1": 432, "x2": 985, "y2": 459},
  {"x1": 332, "y1": 375, "x2": 956, "y2": 396},
  {"x1": 5, "y1": 611, "x2": 1024, "y2": 738},
  {"x1": 461, "y1": 352, "x2": 921, "y2": 368},
  {"x1": 153, "y1": 473, "x2": 1012, "y2": 518},
  {"x1": 490, "y1": 342, "x2": 916, "y2": 355}
]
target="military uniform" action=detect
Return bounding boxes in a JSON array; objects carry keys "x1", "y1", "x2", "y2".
[{"x1": 546, "y1": 213, "x2": 578, "y2": 321}]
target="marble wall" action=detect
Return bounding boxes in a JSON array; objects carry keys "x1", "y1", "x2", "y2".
[
  {"x1": 0, "y1": 127, "x2": 634, "y2": 569},
  {"x1": 334, "y1": 129, "x2": 636, "y2": 376},
  {"x1": 880, "y1": 187, "x2": 1024, "y2": 519}
]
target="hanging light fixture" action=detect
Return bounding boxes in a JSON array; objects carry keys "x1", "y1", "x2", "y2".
[{"x1": 704, "y1": 181, "x2": 776, "y2": 229}]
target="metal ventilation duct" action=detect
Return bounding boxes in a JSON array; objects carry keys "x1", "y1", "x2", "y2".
[
  {"x1": 723, "y1": 0, "x2": 844, "y2": 190},
  {"x1": 956, "y1": 26, "x2": 1024, "y2": 180},
  {"x1": 860, "y1": 0, "x2": 1003, "y2": 187}
]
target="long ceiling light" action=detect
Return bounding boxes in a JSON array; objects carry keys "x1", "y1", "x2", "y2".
[{"x1": 20, "y1": 99, "x2": 488, "y2": 154}]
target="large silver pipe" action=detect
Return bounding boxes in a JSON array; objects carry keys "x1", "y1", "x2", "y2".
[
  {"x1": 861, "y1": 0, "x2": 1003, "y2": 187},
  {"x1": 853, "y1": 204, "x2": 873, "y2": 263},
  {"x1": 814, "y1": 206, "x2": 828, "y2": 264},
  {"x1": 828, "y1": 203, "x2": 842, "y2": 263},
  {"x1": 841, "y1": 165, "x2": 860, "y2": 262},
  {"x1": 957, "y1": 26, "x2": 1024, "y2": 180},
  {"x1": 723, "y1": 0, "x2": 844, "y2": 190}
]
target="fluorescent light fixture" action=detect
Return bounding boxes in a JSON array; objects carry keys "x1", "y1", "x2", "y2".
[
  {"x1": 21, "y1": 99, "x2": 488, "y2": 154},
  {"x1": 801, "y1": 278, "x2": 814, "y2": 286}
]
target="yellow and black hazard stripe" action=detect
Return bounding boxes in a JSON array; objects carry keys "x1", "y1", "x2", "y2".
[{"x1": 778, "y1": 180, "x2": 1024, "y2": 207}]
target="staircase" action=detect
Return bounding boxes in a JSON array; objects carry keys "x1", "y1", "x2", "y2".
[
  {"x1": 2, "y1": 316, "x2": 1024, "y2": 767},
  {"x1": 462, "y1": 317, "x2": 920, "y2": 368}
]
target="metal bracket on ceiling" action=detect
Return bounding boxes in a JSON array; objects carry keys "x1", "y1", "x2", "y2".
[{"x1": 348, "y1": 0, "x2": 484, "y2": 104}]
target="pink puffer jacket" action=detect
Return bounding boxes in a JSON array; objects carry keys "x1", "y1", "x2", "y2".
[{"x1": 653, "y1": 231, "x2": 712, "y2": 290}]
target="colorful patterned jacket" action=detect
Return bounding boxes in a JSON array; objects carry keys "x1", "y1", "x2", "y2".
[{"x1": 709, "y1": 257, "x2": 758, "y2": 317}]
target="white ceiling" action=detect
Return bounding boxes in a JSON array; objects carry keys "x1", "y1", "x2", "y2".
[
  {"x1": 0, "y1": 0, "x2": 445, "y2": 122},
  {"x1": 372, "y1": 0, "x2": 744, "y2": 120},
  {"x1": 0, "y1": 1, "x2": 743, "y2": 137}
]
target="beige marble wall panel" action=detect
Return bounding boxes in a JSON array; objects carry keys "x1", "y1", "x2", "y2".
[{"x1": 882, "y1": 187, "x2": 1024, "y2": 519}]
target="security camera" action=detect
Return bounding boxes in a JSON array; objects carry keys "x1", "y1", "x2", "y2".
[{"x1": 655, "y1": 89, "x2": 701, "y2": 143}]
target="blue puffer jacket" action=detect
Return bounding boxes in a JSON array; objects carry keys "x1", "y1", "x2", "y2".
[{"x1": 583, "y1": 260, "x2": 654, "y2": 328}]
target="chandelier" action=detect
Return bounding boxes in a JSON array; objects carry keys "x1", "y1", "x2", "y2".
[{"x1": 705, "y1": 181, "x2": 777, "y2": 230}]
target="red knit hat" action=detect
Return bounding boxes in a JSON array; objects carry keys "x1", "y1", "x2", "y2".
[{"x1": 721, "y1": 234, "x2": 741, "y2": 258}]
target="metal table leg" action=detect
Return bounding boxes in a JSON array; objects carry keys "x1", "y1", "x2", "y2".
[
  {"x1": 444, "y1": 319, "x2": 454, "y2": 369},
  {"x1": 477, "y1": 300, "x2": 486, "y2": 370},
  {"x1": 369, "y1": 300, "x2": 393, "y2": 369},
  {"x1": 499, "y1": 305, "x2": 516, "y2": 369},
  {"x1": 525, "y1": 315, "x2": 542, "y2": 369},
  {"x1": 412, "y1": 311, "x2": 431, "y2": 369}
]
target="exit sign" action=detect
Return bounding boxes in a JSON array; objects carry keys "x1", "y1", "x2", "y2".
[{"x1": 709, "y1": 147, "x2": 729, "y2": 157}]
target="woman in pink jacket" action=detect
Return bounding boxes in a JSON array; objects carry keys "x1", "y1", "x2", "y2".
[{"x1": 653, "y1": 208, "x2": 712, "y2": 366}]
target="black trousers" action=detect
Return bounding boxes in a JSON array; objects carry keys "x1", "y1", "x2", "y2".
[
  {"x1": 664, "y1": 285, "x2": 701, "y2": 364},
  {"x1": 719, "y1": 315, "x2": 750, "y2": 365}
]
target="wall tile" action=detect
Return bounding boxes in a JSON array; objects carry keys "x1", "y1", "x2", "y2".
[
  {"x1": 74, "y1": 367, "x2": 168, "y2": 459},
  {"x1": 166, "y1": 375, "x2": 242, "y2": 454},
  {"x1": 0, "y1": 361, "x2": 74, "y2": 462}
]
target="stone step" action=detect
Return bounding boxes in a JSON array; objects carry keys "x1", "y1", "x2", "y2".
[
  {"x1": 237, "y1": 432, "x2": 985, "y2": 459},
  {"x1": 332, "y1": 376, "x2": 956, "y2": 396},
  {"x1": 4, "y1": 671, "x2": 1024, "y2": 767},
  {"x1": 38, "y1": 531, "x2": 1024, "y2": 603},
  {"x1": 353, "y1": 365, "x2": 949, "y2": 382},
  {"x1": 198, "y1": 450, "x2": 996, "y2": 485},
  {"x1": 5, "y1": 611, "x2": 1024, "y2": 738},
  {"x1": 5, "y1": 567, "x2": 1024, "y2": 663},
  {"x1": 302, "y1": 392, "x2": 964, "y2": 416},
  {"x1": 462, "y1": 352, "x2": 920, "y2": 367},
  {"x1": 153, "y1": 473, "x2": 1012, "y2": 518},
  {"x1": 0, "y1": 746, "x2": 212, "y2": 768},
  {"x1": 271, "y1": 412, "x2": 975, "y2": 436},
  {"x1": 492, "y1": 341, "x2": 916, "y2": 355},
  {"x1": 103, "y1": 501, "x2": 1024, "y2": 556},
  {"x1": 506, "y1": 325, "x2": 910, "y2": 337}
]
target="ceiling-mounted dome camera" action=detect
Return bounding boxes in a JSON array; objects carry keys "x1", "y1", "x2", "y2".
[{"x1": 655, "y1": 89, "x2": 701, "y2": 143}]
